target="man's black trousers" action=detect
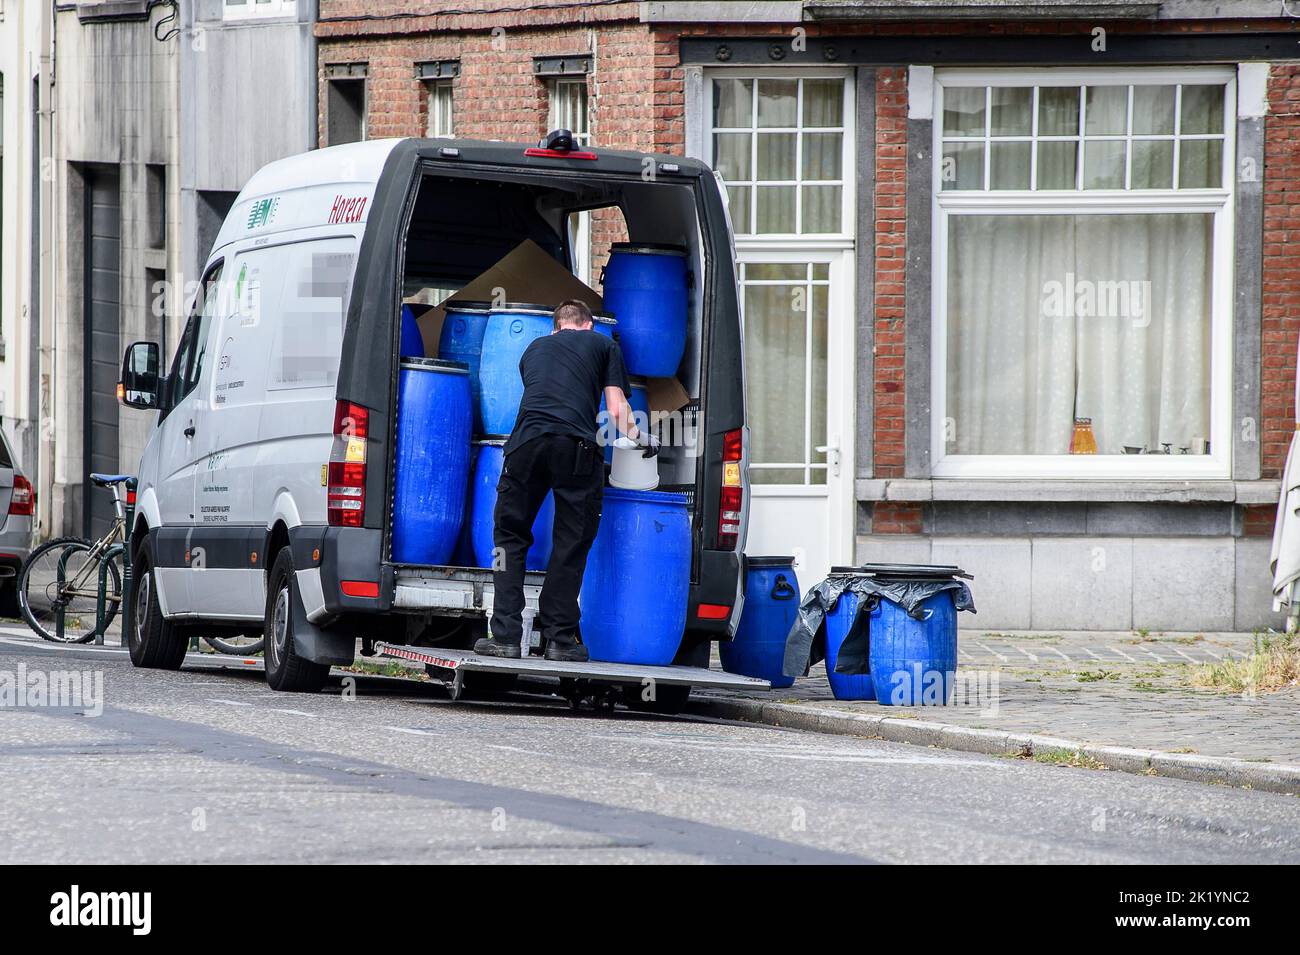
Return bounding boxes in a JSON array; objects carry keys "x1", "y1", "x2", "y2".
[{"x1": 491, "y1": 433, "x2": 604, "y2": 648}]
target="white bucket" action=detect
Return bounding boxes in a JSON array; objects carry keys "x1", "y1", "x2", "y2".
[{"x1": 609, "y1": 437, "x2": 660, "y2": 490}]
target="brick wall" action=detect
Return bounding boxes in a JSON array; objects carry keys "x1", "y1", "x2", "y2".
[
  {"x1": 1263, "y1": 64, "x2": 1300, "y2": 481},
  {"x1": 873, "y1": 68, "x2": 908, "y2": 481}
]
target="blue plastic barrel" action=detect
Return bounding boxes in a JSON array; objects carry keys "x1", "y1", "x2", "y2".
[
  {"x1": 592, "y1": 312, "x2": 617, "y2": 338},
  {"x1": 437, "y1": 301, "x2": 491, "y2": 433},
  {"x1": 579, "y1": 488, "x2": 690, "y2": 665},
  {"x1": 391, "y1": 358, "x2": 472, "y2": 565},
  {"x1": 478, "y1": 304, "x2": 553, "y2": 435},
  {"x1": 468, "y1": 438, "x2": 555, "y2": 571},
  {"x1": 869, "y1": 592, "x2": 958, "y2": 706},
  {"x1": 824, "y1": 591, "x2": 877, "y2": 701},
  {"x1": 599, "y1": 376, "x2": 650, "y2": 463},
  {"x1": 601, "y1": 243, "x2": 689, "y2": 377},
  {"x1": 720, "y1": 557, "x2": 800, "y2": 688},
  {"x1": 399, "y1": 304, "x2": 425, "y2": 358}
]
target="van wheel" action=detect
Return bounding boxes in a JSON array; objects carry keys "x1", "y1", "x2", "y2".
[
  {"x1": 264, "y1": 549, "x2": 330, "y2": 693},
  {"x1": 128, "y1": 539, "x2": 188, "y2": 670}
]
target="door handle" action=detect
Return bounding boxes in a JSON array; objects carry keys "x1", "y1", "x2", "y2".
[
  {"x1": 815, "y1": 438, "x2": 841, "y2": 477},
  {"x1": 184, "y1": 423, "x2": 196, "y2": 438}
]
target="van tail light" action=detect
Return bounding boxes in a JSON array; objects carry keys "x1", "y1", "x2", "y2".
[
  {"x1": 328, "y1": 401, "x2": 368, "y2": 527},
  {"x1": 716, "y1": 428, "x2": 743, "y2": 550},
  {"x1": 9, "y1": 475, "x2": 34, "y2": 516}
]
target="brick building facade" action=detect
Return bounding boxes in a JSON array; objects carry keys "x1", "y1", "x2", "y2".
[{"x1": 314, "y1": 0, "x2": 1300, "y2": 632}]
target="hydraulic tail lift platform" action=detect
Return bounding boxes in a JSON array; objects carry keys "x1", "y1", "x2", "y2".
[{"x1": 373, "y1": 642, "x2": 771, "y2": 709}]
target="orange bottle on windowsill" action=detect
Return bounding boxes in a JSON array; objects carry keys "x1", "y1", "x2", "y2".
[{"x1": 1070, "y1": 417, "x2": 1098, "y2": 454}]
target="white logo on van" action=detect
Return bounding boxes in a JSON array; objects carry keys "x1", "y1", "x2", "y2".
[{"x1": 246, "y1": 197, "x2": 279, "y2": 230}]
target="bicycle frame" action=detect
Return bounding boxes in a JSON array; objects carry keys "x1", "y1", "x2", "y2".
[{"x1": 52, "y1": 479, "x2": 136, "y2": 645}]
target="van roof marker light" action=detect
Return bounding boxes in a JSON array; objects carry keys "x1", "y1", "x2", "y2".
[{"x1": 438, "y1": 147, "x2": 460, "y2": 158}]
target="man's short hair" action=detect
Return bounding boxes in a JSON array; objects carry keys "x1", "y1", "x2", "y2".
[{"x1": 553, "y1": 299, "x2": 593, "y2": 330}]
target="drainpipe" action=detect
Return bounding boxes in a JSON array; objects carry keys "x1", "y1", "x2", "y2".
[{"x1": 36, "y1": 0, "x2": 55, "y2": 538}]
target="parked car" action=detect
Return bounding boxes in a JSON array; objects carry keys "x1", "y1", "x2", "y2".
[
  {"x1": 0, "y1": 427, "x2": 36, "y2": 617},
  {"x1": 117, "y1": 135, "x2": 749, "y2": 709}
]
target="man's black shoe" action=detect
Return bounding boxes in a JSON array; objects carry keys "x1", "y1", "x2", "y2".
[
  {"x1": 544, "y1": 642, "x2": 589, "y2": 663},
  {"x1": 474, "y1": 636, "x2": 522, "y2": 659}
]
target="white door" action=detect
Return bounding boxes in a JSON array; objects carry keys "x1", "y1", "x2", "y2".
[
  {"x1": 704, "y1": 70, "x2": 857, "y2": 584},
  {"x1": 740, "y1": 250, "x2": 855, "y2": 583}
]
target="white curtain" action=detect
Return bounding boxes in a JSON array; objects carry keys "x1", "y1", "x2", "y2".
[{"x1": 947, "y1": 212, "x2": 1212, "y2": 455}]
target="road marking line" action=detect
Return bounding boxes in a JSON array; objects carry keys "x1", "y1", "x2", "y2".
[
  {"x1": 972, "y1": 642, "x2": 1008, "y2": 662},
  {"x1": 1081, "y1": 646, "x2": 1102, "y2": 660},
  {"x1": 1143, "y1": 650, "x2": 1167, "y2": 663},
  {"x1": 1173, "y1": 648, "x2": 1200, "y2": 663},
  {"x1": 1108, "y1": 646, "x2": 1139, "y2": 663},
  {"x1": 1202, "y1": 647, "x2": 1223, "y2": 661},
  {"x1": 487, "y1": 744, "x2": 549, "y2": 757},
  {"x1": 384, "y1": 725, "x2": 438, "y2": 736},
  {"x1": 1014, "y1": 646, "x2": 1039, "y2": 662},
  {"x1": 209, "y1": 698, "x2": 255, "y2": 708},
  {"x1": 268, "y1": 708, "x2": 314, "y2": 717},
  {"x1": 1046, "y1": 647, "x2": 1071, "y2": 661}
]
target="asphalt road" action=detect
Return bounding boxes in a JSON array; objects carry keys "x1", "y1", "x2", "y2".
[{"x1": 1, "y1": 627, "x2": 1298, "y2": 864}]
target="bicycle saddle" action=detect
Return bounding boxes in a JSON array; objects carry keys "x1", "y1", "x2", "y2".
[{"x1": 89, "y1": 473, "x2": 134, "y2": 486}]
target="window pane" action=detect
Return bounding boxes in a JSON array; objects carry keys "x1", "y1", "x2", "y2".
[
  {"x1": 1085, "y1": 86, "x2": 1128, "y2": 135},
  {"x1": 713, "y1": 132, "x2": 751, "y2": 180},
  {"x1": 812, "y1": 262, "x2": 829, "y2": 281},
  {"x1": 748, "y1": 263, "x2": 806, "y2": 281},
  {"x1": 1178, "y1": 139, "x2": 1223, "y2": 189},
  {"x1": 990, "y1": 86, "x2": 1032, "y2": 136},
  {"x1": 801, "y1": 131, "x2": 842, "y2": 180},
  {"x1": 990, "y1": 141, "x2": 1031, "y2": 189},
  {"x1": 941, "y1": 141, "x2": 984, "y2": 190},
  {"x1": 811, "y1": 283, "x2": 828, "y2": 461},
  {"x1": 1180, "y1": 85, "x2": 1225, "y2": 135},
  {"x1": 1131, "y1": 139, "x2": 1174, "y2": 189},
  {"x1": 752, "y1": 468, "x2": 807, "y2": 485},
  {"x1": 801, "y1": 185, "x2": 842, "y2": 233},
  {"x1": 726, "y1": 185, "x2": 751, "y2": 233},
  {"x1": 802, "y1": 79, "x2": 843, "y2": 127},
  {"x1": 713, "y1": 78, "x2": 753, "y2": 127},
  {"x1": 943, "y1": 86, "x2": 986, "y2": 136},
  {"x1": 945, "y1": 213, "x2": 1212, "y2": 456},
  {"x1": 1036, "y1": 140, "x2": 1078, "y2": 189},
  {"x1": 1132, "y1": 85, "x2": 1176, "y2": 135},
  {"x1": 757, "y1": 79, "x2": 798, "y2": 127},
  {"x1": 1038, "y1": 86, "x2": 1080, "y2": 135},
  {"x1": 745, "y1": 283, "x2": 807, "y2": 468},
  {"x1": 1082, "y1": 139, "x2": 1126, "y2": 189},
  {"x1": 756, "y1": 132, "x2": 796, "y2": 180},
  {"x1": 755, "y1": 185, "x2": 796, "y2": 232}
]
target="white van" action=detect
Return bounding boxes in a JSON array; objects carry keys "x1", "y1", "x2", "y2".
[{"x1": 119, "y1": 135, "x2": 751, "y2": 710}]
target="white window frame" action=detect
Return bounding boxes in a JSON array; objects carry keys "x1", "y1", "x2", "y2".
[
  {"x1": 704, "y1": 68, "x2": 856, "y2": 242},
  {"x1": 547, "y1": 77, "x2": 592, "y2": 282},
  {"x1": 425, "y1": 79, "x2": 454, "y2": 138},
  {"x1": 930, "y1": 66, "x2": 1237, "y2": 481},
  {"x1": 223, "y1": 0, "x2": 297, "y2": 21}
]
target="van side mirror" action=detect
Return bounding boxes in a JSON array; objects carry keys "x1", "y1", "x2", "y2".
[{"x1": 119, "y1": 341, "x2": 162, "y2": 409}]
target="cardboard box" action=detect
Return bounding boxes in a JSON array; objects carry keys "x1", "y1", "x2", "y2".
[{"x1": 412, "y1": 239, "x2": 603, "y2": 354}]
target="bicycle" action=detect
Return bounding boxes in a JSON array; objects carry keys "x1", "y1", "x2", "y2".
[
  {"x1": 19, "y1": 473, "x2": 129, "y2": 643},
  {"x1": 17, "y1": 474, "x2": 264, "y2": 654}
]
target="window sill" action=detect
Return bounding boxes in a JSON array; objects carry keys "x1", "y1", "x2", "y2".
[{"x1": 856, "y1": 478, "x2": 1280, "y2": 505}]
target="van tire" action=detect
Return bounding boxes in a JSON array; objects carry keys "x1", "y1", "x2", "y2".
[
  {"x1": 621, "y1": 638, "x2": 708, "y2": 715},
  {"x1": 128, "y1": 539, "x2": 189, "y2": 670},
  {"x1": 264, "y1": 548, "x2": 330, "y2": 693}
]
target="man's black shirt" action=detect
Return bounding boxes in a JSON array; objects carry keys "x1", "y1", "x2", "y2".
[{"x1": 504, "y1": 328, "x2": 632, "y2": 454}]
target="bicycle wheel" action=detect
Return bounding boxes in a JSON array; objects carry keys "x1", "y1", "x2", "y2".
[
  {"x1": 203, "y1": 633, "x2": 265, "y2": 656},
  {"x1": 18, "y1": 537, "x2": 123, "y2": 643}
]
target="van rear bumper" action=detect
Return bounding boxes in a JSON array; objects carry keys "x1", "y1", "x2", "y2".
[{"x1": 688, "y1": 549, "x2": 744, "y2": 638}]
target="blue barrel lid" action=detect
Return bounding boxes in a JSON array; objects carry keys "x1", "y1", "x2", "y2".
[
  {"x1": 400, "y1": 357, "x2": 469, "y2": 374},
  {"x1": 474, "y1": 435, "x2": 509, "y2": 446},
  {"x1": 592, "y1": 312, "x2": 617, "y2": 325},
  {"x1": 610, "y1": 242, "x2": 688, "y2": 257},
  {"x1": 442, "y1": 300, "x2": 492, "y2": 314},
  {"x1": 747, "y1": 555, "x2": 796, "y2": 569},
  {"x1": 603, "y1": 486, "x2": 688, "y2": 506},
  {"x1": 488, "y1": 302, "x2": 555, "y2": 317}
]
